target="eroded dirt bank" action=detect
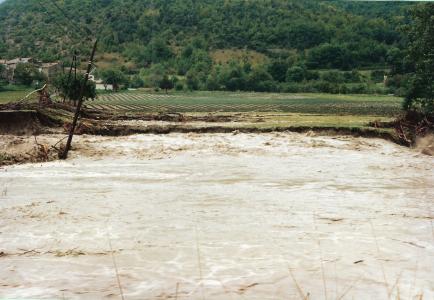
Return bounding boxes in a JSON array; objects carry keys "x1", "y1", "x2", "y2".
[
  {"x1": 2, "y1": 103, "x2": 433, "y2": 166},
  {"x1": 0, "y1": 133, "x2": 433, "y2": 299}
]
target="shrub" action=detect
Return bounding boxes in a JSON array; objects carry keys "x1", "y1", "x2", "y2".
[
  {"x1": 129, "y1": 75, "x2": 144, "y2": 88},
  {"x1": 321, "y1": 71, "x2": 345, "y2": 83},
  {"x1": 286, "y1": 66, "x2": 305, "y2": 83},
  {"x1": 175, "y1": 82, "x2": 184, "y2": 91},
  {"x1": 371, "y1": 70, "x2": 385, "y2": 83}
]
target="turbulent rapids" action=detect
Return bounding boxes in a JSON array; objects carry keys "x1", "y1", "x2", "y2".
[{"x1": 0, "y1": 133, "x2": 433, "y2": 299}]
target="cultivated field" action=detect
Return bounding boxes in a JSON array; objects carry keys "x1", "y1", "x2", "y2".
[
  {"x1": 87, "y1": 91, "x2": 402, "y2": 116},
  {"x1": 0, "y1": 88, "x2": 33, "y2": 104},
  {"x1": 0, "y1": 89, "x2": 402, "y2": 132}
]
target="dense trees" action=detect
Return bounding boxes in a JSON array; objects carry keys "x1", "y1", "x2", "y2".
[
  {"x1": 124, "y1": 38, "x2": 174, "y2": 67},
  {"x1": 402, "y1": 3, "x2": 434, "y2": 114},
  {"x1": 307, "y1": 44, "x2": 354, "y2": 70},
  {"x1": 0, "y1": 0, "x2": 421, "y2": 95},
  {"x1": 0, "y1": 0, "x2": 412, "y2": 63}
]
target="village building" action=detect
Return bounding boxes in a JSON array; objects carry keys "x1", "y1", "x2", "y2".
[
  {"x1": 39, "y1": 62, "x2": 62, "y2": 81},
  {"x1": 5, "y1": 57, "x2": 33, "y2": 75},
  {"x1": 88, "y1": 75, "x2": 114, "y2": 91},
  {"x1": 94, "y1": 79, "x2": 114, "y2": 91},
  {"x1": 0, "y1": 57, "x2": 62, "y2": 82},
  {"x1": 0, "y1": 57, "x2": 34, "y2": 82}
]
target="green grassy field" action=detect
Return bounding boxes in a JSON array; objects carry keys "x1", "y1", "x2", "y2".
[
  {"x1": 0, "y1": 87, "x2": 33, "y2": 104},
  {"x1": 88, "y1": 91, "x2": 402, "y2": 116}
]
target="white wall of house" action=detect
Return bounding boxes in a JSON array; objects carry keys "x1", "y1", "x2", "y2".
[{"x1": 96, "y1": 83, "x2": 113, "y2": 90}]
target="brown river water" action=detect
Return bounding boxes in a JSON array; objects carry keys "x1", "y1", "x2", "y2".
[{"x1": 0, "y1": 133, "x2": 433, "y2": 299}]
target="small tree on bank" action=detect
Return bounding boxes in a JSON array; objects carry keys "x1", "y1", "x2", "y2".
[{"x1": 53, "y1": 73, "x2": 96, "y2": 106}]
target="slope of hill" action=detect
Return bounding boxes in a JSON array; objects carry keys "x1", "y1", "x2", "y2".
[
  {"x1": 0, "y1": 0, "x2": 420, "y2": 95},
  {"x1": 0, "y1": 0, "x2": 412, "y2": 63}
]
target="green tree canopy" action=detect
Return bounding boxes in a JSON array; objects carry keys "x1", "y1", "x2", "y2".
[
  {"x1": 286, "y1": 66, "x2": 306, "y2": 83},
  {"x1": 14, "y1": 63, "x2": 45, "y2": 86},
  {"x1": 158, "y1": 74, "x2": 174, "y2": 93},
  {"x1": 53, "y1": 73, "x2": 96, "y2": 106},
  {"x1": 99, "y1": 68, "x2": 127, "y2": 92},
  {"x1": 403, "y1": 3, "x2": 434, "y2": 114}
]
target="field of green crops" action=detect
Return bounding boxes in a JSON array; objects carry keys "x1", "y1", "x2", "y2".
[
  {"x1": 0, "y1": 89, "x2": 403, "y2": 117},
  {"x1": 87, "y1": 91, "x2": 402, "y2": 116},
  {"x1": 0, "y1": 87, "x2": 33, "y2": 104}
]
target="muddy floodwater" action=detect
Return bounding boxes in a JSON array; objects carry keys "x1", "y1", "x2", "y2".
[{"x1": 0, "y1": 133, "x2": 433, "y2": 299}]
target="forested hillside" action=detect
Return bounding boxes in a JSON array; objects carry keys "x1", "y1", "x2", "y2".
[
  {"x1": 0, "y1": 0, "x2": 417, "y2": 93},
  {"x1": 0, "y1": 0, "x2": 412, "y2": 61}
]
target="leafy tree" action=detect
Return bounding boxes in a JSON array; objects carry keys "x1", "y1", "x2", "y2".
[
  {"x1": 370, "y1": 70, "x2": 385, "y2": 83},
  {"x1": 386, "y1": 48, "x2": 414, "y2": 76},
  {"x1": 403, "y1": 3, "x2": 434, "y2": 114},
  {"x1": 53, "y1": 73, "x2": 96, "y2": 106},
  {"x1": 99, "y1": 68, "x2": 127, "y2": 92},
  {"x1": 158, "y1": 74, "x2": 174, "y2": 93},
  {"x1": 14, "y1": 63, "x2": 45, "y2": 86},
  {"x1": 268, "y1": 60, "x2": 289, "y2": 82},
  {"x1": 274, "y1": 21, "x2": 330, "y2": 50},
  {"x1": 219, "y1": 61, "x2": 247, "y2": 91},
  {"x1": 186, "y1": 70, "x2": 199, "y2": 91},
  {"x1": 305, "y1": 70, "x2": 320, "y2": 81},
  {"x1": 307, "y1": 43, "x2": 354, "y2": 70},
  {"x1": 206, "y1": 67, "x2": 223, "y2": 91},
  {"x1": 344, "y1": 70, "x2": 362, "y2": 83},
  {"x1": 321, "y1": 71, "x2": 345, "y2": 84},
  {"x1": 143, "y1": 38, "x2": 174, "y2": 66},
  {"x1": 176, "y1": 44, "x2": 212, "y2": 76},
  {"x1": 175, "y1": 82, "x2": 184, "y2": 91},
  {"x1": 286, "y1": 66, "x2": 306, "y2": 83},
  {"x1": 129, "y1": 75, "x2": 144, "y2": 88},
  {"x1": 247, "y1": 68, "x2": 275, "y2": 92}
]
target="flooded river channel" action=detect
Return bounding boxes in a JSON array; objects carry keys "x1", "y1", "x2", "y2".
[{"x1": 0, "y1": 133, "x2": 433, "y2": 299}]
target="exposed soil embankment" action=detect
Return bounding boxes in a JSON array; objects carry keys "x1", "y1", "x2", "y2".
[
  {"x1": 0, "y1": 110, "x2": 42, "y2": 135},
  {"x1": 0, "y1": 102, "x2": 397, "y2": 138},
  {"x1": 1, "y1": 102, "x2": 433, "y2": 165},
  {"x1": 82, "y1": 122, "x2": 400, "y2": 143}
]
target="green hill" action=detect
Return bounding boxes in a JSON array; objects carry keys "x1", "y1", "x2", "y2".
[
  {"x1": 0, "y1": 0, "x2": 418, "y2": 94},
  {"x1": 0, "y1": 0, "x2": 412, "y2": 62}
]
